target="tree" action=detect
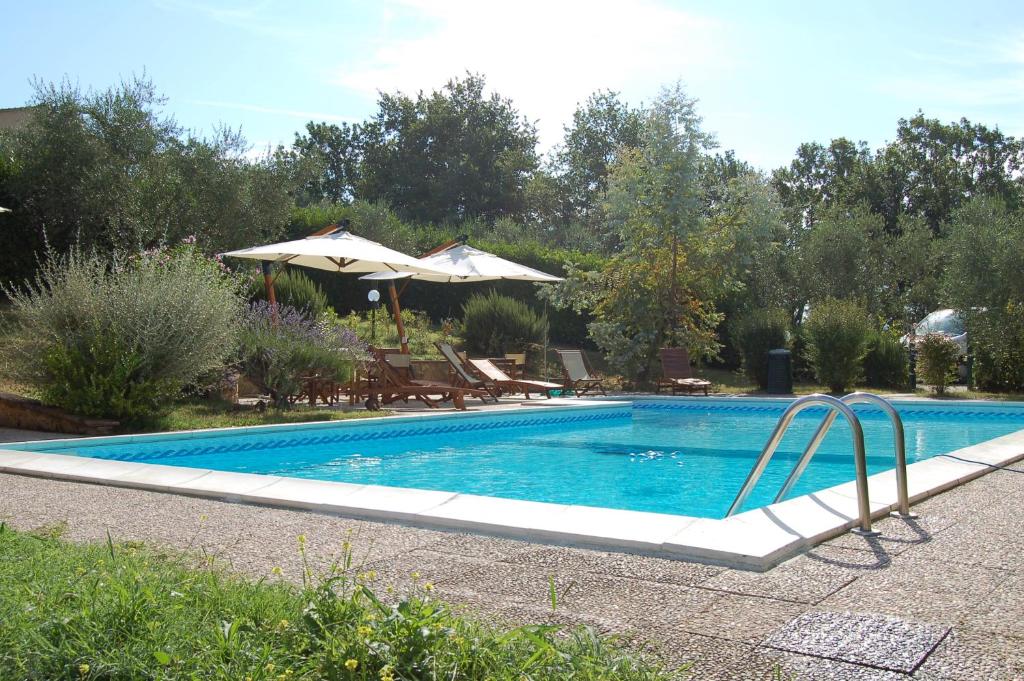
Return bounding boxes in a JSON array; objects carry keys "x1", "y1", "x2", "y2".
[
  {"x1": 552, "y1": 90, "x2": 644, "y2": 221},
  {"x1": 869, "y1": 113, "x2": 1024, "y2": 234},
  {"x1": 771, "y1": 138, "x2": 871, "y2": 230},
  {"x1": 943, "y1": 197, "x2": 1024, "y2": 390},
  {"x1": 354, "y1": 73, "x2": 539, "y2": 225},
  {"x1": 546, "y1": 84, "x2": 724, "y2": 381},
  {"x1": 797, "y1": 204, "x2": 884, "y2": 312},
  {"x1": 0, "y1": 76, "x2": 301, "y2": 284},
  {"x1": 292, "y1": 121, "x2": 362, "y2": 204}
]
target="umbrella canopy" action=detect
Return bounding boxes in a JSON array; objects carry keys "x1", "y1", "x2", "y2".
[
  {"x1": 222, "y1": 229, "x2": 448, "y2": 276},
  {"x1": 360, "y1": 244, "x2": 563, "y2": 283}
]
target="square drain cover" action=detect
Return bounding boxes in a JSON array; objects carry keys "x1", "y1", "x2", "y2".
[{"x1": 765, "y1": 611, "x2": 949, "y2": 673}]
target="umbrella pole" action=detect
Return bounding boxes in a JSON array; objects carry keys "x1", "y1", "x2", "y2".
[
  {"x1": 543, "y1": 298, "x2": 549, "y2": 381},
  {"x1": 388, "y1": 281, "x2": 409, "y2": 354},
  {"x1": 261, "y1": 261, "x2": 278, "y2": 323}
]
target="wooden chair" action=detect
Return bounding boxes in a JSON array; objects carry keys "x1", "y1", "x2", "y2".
[
  {"x1": 555, "y1": 349, "x2": 607, "y2": 397},
  {"x1": 504, "y1": 352, "x2": 527, "y2": 380},
  {"x1": 468, "y1": 358, "x2": 561, "y2": 399},
  {"x1": 657, "y1": 348, "x2": 712, "y2": 396},
  {"x1": 435, "y1": 343, "x2": 499, "y2": 403},
  {"x1": 368, "y1": 352, "x2": 488, "y2": 411}
]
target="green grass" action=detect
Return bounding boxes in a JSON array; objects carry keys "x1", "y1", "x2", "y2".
[
  {"x1": 135, "y1": 399, "x2": 389, "y2": 434},
  {"x1": 0, "y1": 524, "x2": 678, "y2": 680},
  {"x1": 699, "y1": 367, "x2": 909, "y2": 397}
]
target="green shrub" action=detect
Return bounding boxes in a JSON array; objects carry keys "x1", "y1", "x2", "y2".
[
  {"x1": 915, "y1": 333, "x2": 961, "y2": 394},
  {"x1": 730, "y1": 309, "x2": 790, "y2": 389},
  {"x1": 863, "y1": 328, "x2": 909, "y2": 389},
  {"x1": 2, "y1": 245, "x2": 243, "y2": 421},
  {"x1": 803, "y1": 298, "x2": 872, "y2": 392},
  {"x1": 0, "y1": 527, "x2": 673, "y2": 680},
  {"x1": 331, "y1": 308, "x2": 459, "y2": 358},
  {"x1": 462, "y1": 290, "x2": 548, "y2": 359},
  {"x1": 966, "y1": 305, "x2": 1024, "y2": 392},
  {"x1": 238, "y1": 302, "x2": 367, "y2": 407},
  {"x1": 247, "y1": 268, "x2": 330, "y2": 319}
]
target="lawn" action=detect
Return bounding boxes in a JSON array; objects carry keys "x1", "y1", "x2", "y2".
[
  {"x1": 0, "y1": 523, "x2": 676, "y2": 680},
  {"x1": 699, "y1": 367, "x2": 909, "y2": 397},
  {"x1": 138, "y1": 399, "x2": 389, "y2": 434}
]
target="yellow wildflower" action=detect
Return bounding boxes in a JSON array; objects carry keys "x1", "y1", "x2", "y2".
[
  {"x1": 297, "y1": 534, "x2": 307, "y2": 546},
  {"x1": 357, "y1": 625, "x2": 373, "y2": 637},
  {"x1": 410, "y1": 571, "x2": 421, "y2": 580},
  {"x1": 271, "y1": 566, "x2": 283, "y2": 576},
  {"x1": 78, "y1": 663, "x2": 90, "y2": 677},
  {"x1": 423, "y1": 582, "x2": 435, "y2": 592},
  {"x1": 345, "y1": 658, "x2": 359, "y2": 671},
  {"x1": 379, "y1": 665, "x2": 395, "y2": 681},
  {"x1": 277, "y1": 619, "x2": 290, "y2": 631}
]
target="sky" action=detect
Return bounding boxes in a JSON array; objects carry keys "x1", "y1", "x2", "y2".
[{"x1": 2, "y1": 0, "x2": 1023, "y2": 171}]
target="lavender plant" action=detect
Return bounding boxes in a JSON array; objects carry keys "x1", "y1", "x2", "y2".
[{"x1": 238, "y1": 301, "x2": 368, "y2": 407}]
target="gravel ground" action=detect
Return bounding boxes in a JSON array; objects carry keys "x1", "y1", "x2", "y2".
[{"x1": 1, "y1": 457, "x2": 1022, "y2": 679}]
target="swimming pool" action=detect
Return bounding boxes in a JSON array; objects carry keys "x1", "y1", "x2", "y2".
[{"x1": 8, "y1": 397, "x2": 1024, "y2": 519}]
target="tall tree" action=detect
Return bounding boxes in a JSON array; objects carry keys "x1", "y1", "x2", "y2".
[
  {"x1": 0, "y1": 76, "x2": 301, "y2": 282},
  {"x1": 553, "y1": 90, "x2": 644, "y2": 220},
  {"x1": 546, "y1": 84, "x2": 724, "y2": 381},
  {"x1": 355, "y1": 73, "x2": 539, "y2": 225},
  {"x1": 292, "y1": 121, "x2": 362, "y2": 204},
  {"x1": 770, "y1": 138, "x2": 871, "y2": 230},
  {"x1": 867, "y1": 113, "x2": 1024, "y2": 233}
]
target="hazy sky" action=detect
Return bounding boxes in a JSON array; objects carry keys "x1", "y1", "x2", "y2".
[{"x1": 3, "y1": 0, "x2": 1023, "y2": 170}]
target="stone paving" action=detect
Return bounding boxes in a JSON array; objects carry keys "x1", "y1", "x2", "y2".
[{"x1": 0, "y1": 449, "x2": 1022, "y2": 678}]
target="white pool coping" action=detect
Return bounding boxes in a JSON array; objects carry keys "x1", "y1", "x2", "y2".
[{"x1": 2, "y1": 397, "x2": 1023, "y2": 571}]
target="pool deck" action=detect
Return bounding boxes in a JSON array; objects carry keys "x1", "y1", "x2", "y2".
[{"x1": 1, "y1": 399, "x2": 1023, "y2": 679}]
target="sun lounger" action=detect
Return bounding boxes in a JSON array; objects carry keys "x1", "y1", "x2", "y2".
[
  {"x1": 555, "y1": 349, "x2": 607, "y2": 397},
  {"x1": 435, "y1": 344, "x2": 499, "y2": 403},
  {"x1": 468, "y1": 358, "x2": 561, "y2": 399},
  {"x1": 367, "y1": 352, "x2": 488, "y2": 410},
  {"x1": 657, "y1": 348, "x2": 712, "y2": 396}
]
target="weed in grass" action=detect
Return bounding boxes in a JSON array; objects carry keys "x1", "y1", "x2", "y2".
[{"x1": 0, "y1": 528, "x2": 680, "y2": 680}]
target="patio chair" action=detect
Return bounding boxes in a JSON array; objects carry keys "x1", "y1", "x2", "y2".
[
  {"x1": 657, "y1": 348, "x2": 712, "y2": 396},
  {"x1": 435, "y1": 343, "x2": 499, "y2": 403},
  {"x1": 468, "y1": 358, "x2": 562, "y2": 399},
  {"x1": 369, "y1": 352, "x2": 487, "y2": 411},
  {"x1": 555, "y1": 349, "x2": 607, "y2": 397}
]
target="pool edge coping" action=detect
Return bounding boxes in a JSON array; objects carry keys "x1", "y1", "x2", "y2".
[{"x1": 1, "y1": 400, "x2": 1023, "y2": 572}]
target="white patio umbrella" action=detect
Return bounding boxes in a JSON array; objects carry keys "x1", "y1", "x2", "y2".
[
  {"x1": 360, "y1": 244, "x2": 563, "y2": 283},
  {"x1": 223, "y1": 227, "x2": 447, "y2": 275},
  {"x1": 222, "y1": 224, "x2": 451, "y2": 316},
  {"x1": 360, "y1": 242, "x2": 562, "y2": 365}
]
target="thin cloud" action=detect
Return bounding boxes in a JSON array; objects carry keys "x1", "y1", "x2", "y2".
[
  {"x1": 191, "y1": 99, "x2": 359, "y2": 124},
  {"x1": 329, "y1": 0, "x2": 734, "y2": 148},
  {"x1": 152, "y1": 0, "x2": 305, "y2": 39}
]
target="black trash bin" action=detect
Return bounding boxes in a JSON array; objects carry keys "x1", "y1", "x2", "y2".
[{"x1": 766, "y1": 349, "x2": 793, "y2": 395}]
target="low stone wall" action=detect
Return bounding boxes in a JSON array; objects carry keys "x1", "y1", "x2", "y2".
[{"x1": 0, "y1": 393, "x2": 118, "y2": 435}]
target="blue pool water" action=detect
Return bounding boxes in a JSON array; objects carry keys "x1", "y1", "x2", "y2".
[{"x1": 9, "y1": 398, "x2": 1024, "y2": 518}]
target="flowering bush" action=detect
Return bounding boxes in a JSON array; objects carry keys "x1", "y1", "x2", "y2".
[
  {"x1": 2, "y1": 243, "x2": 244, "y2": 421},
  {"x1": 238, "y1": 302, "x2": 368, "y2": 407}
]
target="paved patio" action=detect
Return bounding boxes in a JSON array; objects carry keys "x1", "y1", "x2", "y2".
[{"x1": 1, "y1": 444, "x2": 1022, "y2": 680}]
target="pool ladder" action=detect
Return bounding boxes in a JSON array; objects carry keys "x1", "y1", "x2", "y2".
[{"x1": 726, "y1": 392, "x2": 917, "y2": 536}]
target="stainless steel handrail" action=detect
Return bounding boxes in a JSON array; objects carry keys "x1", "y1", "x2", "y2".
[
  {"x1": 773, "y1": 391, "x2": 915, "y2": 518},
  {"x1": 725, "y1": 394, "x2": 878, "y2": 535}
]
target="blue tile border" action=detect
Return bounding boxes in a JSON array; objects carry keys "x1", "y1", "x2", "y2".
[
  {"x1": 20, "y1": 407, "x2": 632, "y2": 463},
  {"x1": 632, "y1": 399, "x2": 1024, "y2": 421}
]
